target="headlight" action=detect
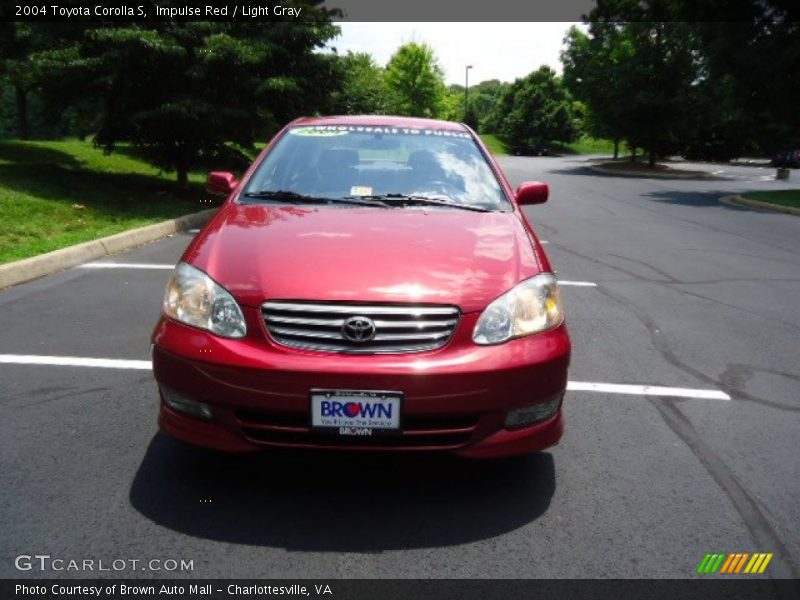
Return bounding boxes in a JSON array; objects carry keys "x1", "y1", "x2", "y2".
[
  {"x1": 163, "y1": 262, "x2": 246, "y2": 338},
  {"x1": 472, "y1": 273, "x2": 563, "y2": 345}
]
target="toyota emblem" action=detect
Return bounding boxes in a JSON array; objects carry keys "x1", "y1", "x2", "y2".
[{"x1": 341, "y1": 316, "x2": 376, "y2": 342}]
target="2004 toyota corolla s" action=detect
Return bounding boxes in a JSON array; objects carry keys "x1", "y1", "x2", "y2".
[{"x1": 151, "y1": 115, "x2": 571, "y2": 458}]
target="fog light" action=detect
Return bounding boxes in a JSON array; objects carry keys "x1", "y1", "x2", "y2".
[
  {"x1": 504, "y1": 394, "x2": 562, "y2": 429},
  {"x1": 161, "y1": 387, "x2": 213, "y2": 420}
]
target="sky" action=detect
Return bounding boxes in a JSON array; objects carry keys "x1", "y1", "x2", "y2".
[{"x1": 328, "y1": 23, "x2": 584, "y2": 85}]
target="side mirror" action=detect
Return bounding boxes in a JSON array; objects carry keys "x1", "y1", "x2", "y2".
[
  {"x1": 207, "y1": 171, "x2": 238, "y2": 196},
  {"x1": 515, "y1": 181, "x2": 549, "y2": 206}
]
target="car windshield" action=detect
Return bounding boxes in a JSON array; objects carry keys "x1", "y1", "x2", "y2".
[{"x1": 241, "y1": 125, "x2": 510, "y2": 211}]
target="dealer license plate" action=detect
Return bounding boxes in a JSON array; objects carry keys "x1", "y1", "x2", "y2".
[{"x1": 310, "y1": 389, "x2": 402, "y2": 435}]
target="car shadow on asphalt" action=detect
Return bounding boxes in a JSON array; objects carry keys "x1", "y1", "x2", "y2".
[
  {"x1": 539, "y1": 166, "x2": 599, "y2": 177},
  {"x1": 129, "y1": 433, "x2": 555, "y2": 551},
  {"x1": 542, "y1": 165, "x2": 732, "y2": 182},
  {"x1": 642, "y1": 190, "x2": 763, "y2": 210}
]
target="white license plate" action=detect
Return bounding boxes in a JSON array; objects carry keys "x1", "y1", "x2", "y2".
[{"x1": 310, "y1": 389, "x2": 402, "y2": 435}]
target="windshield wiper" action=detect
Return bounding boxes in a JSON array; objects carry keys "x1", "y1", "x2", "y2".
[
  {"x1": 242, "y1": 190, "x2": 389, "y2": 208},
  {"x1": 347, "y1": 193, "x2": 492, "y2": 213}
]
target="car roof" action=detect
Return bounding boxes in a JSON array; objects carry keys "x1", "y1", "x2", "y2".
[{"x1": 291, "y1": 115, "x2": 469, "y2": 132}]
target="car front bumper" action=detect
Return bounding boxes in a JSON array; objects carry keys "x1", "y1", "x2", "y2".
[{"x1": 152, "y1": 313, "x2": 570, "y2": 458}]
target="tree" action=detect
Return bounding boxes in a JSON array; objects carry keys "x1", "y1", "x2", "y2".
[
  {"x1": 563, "y1": 14, "x2": 697, "y2": 167},
  {"x1": 463, "y1": 104, "x2": 479, "y2": 131},
  {"x1": 329, "y1": 52, "x2": 389, "y2": 115},
  {"x1": 562, "y1": 25, "x2": 629, "y2": 158},
  {"x1": 38, "y1": 13, "x2": 339, "y2": 186},
  {"x1": 384, "y1": 42, "x2": 447, "y2": 118},
  {"x1": 441, "y1": 87, "x2": 464, "y2": 123},
  {"x1": 0, "y1": 23, "x2": 88, "y2": 139},
  {"x1": 441, "y1": 83, "x2": 479, "y2": 129},
  {"x1": 469, "y1": 80, "x2": 509, "y2": 132},
  {"x1": 686, "y1": 0, "x2": 800, "y2": 153},
  {"x1": 681, "y1": 73, "x2": 757, "y2": 161},
  {"x1": 621, "y1": 21, "x2": 694, "y2": 166},
  {"x1": 0, "y1": 24, "x2": 41, "y2": 139},
  {"x1": 477, "y1": 81, "x2": 511, "y2": 133},
  {"x1": 562, "y1": 0, "x2": 800, "y2": 165},
  {"x1": 492, "y1": 67, "x2": 577, "y2": 151},
  {"x1": 444, "y1": 79, "x2": 510, "y2": 132}
]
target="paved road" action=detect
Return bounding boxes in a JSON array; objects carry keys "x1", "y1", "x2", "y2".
[{"x1": 1, "y1": 156, "x2": 798, "y2": 583}]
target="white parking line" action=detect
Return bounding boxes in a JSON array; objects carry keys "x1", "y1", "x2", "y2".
[
  {"x1": 559, "y1": 281, "x2": 598, "y2": 287},
  {"x1": 79, "y1": 263, "x2": 174, "y2": 270},
  {"x1": 0, "y1": 354, "x2": 151, "y2": 370},
  {"x1": 0, "y1": 354, "x2": 730, "y2": 400},
  {"x1": 567, "y1": 381, "x2": 730, "y2": 400}
]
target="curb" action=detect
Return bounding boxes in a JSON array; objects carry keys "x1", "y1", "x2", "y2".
[
  {"x1": 588, "y1": 164, "x2": 719, "y2": 180},
  {"x1": 720, "y1": 194, "x2": 800, "y2": 216},
  {"x1": 0, "y1": 208, "x2": 218, "y2": 290}
]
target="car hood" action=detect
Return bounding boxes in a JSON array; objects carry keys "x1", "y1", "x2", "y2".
[{"x1": 185, "y1": 203, "x2": 542, "y2": 313}]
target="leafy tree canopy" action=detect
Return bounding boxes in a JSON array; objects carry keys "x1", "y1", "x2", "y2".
[
  {"x1": 329, "y1": 51, "x2": 389, "y2": 115},
  {"x1": 384, "y1": 42, "x2": 447, "y2": 118},
  {"x1": 29, "y1": 10, "x2": 339, "y2": 185},
  {"x1": 491, "y1": 67, "x2": 577, "y2": 150},
  {"x1": 562, "y1": 0, "x2": 800, "y2": 162}
]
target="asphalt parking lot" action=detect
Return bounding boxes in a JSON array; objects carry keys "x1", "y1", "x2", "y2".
[{"x1": 1, "y1": 155, "x2": 798, "y2": 581}]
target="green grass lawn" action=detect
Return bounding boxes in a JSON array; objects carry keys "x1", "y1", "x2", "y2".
[
  {"x1": 742, "y1": 189, "x2": 800, "y2": 209},
  {"x1": 480, "y1": 134, "x2": 509, "y2": 156},
  {"x1": 551, "y1": 136, "x2": 628, "y2": 156},
  {"x1": 0, "y1": 139, "x2": 215, "y2": 265},
  {"x1": 480, "y1": 134, "x2": 625, "y2": 157}
]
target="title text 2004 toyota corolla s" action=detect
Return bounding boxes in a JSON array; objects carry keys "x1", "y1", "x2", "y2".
[{"x1": 151, "y1": 116, "x2": 571, "y2": 458}]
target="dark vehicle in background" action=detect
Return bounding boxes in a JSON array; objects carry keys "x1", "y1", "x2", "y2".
[
  {"x1": 771, "y1": 149, "x2": 800, "y2": 168},
  {"x1": 513, "y1": 142, "x2": 552, "y2": 157},
  {"x1": 682, "y1": 139, "x2": 746, "y2": 163}
]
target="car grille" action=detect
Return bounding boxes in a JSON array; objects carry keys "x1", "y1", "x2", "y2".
[
  {"x1": 261, "y1": 301, "x2": 460, "y2": 354},
  {"x1": 235, "y1": 408, "x2": 479, "y2": 450}
]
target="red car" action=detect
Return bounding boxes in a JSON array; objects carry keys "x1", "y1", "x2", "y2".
[{"x1": 152, "y1": 116, "x2": 570, "y2": 458}]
